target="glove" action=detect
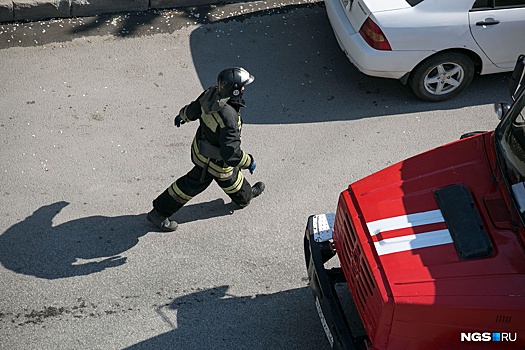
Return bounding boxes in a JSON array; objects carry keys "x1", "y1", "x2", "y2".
[
  {"x1": 174, "y1": 115, "x2": 185, "y2": 127},
  {"x1": 248, "y1": 155, "x2": 256, "y2": 174}
]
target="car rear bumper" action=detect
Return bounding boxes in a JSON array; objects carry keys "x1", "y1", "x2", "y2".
[
  {"x1": 304, "y1": 214, "x2": 367, "y2": 350},
  {"x1": 323, "y1": 0, "x2": 431, "y2": 80}
]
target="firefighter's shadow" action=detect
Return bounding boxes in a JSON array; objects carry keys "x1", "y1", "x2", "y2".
[
  {"x1": 173, "y1": 198, "x2": 238, "y2": 224},
  {"x1": 0, "y1": 201, "x2": 151, "y2": 280},
  {"x1": 125, "y1": 285, "x2": 330, "y2": 350}
]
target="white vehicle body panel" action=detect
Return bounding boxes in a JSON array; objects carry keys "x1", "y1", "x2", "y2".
[
  {"x1": 324, "y1": 0, "x2": 524, "y2": 80},
  {"x1": 469, "y1": 7, "x2": 525, "y2": 70}
]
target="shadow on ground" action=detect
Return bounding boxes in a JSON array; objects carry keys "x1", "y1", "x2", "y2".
[
  {"x1": 187, "y1": 4, "x2": 512, "y2": 124},
  {"x1": 174, "y1": 198, "x2": 240, "y2": 223},
  {"x1": 125, "y1": 285, "x2": 332, "y2": 350},
  {"x1": 0, "y1": 200, "x2": 239, "y2": 279},
  {"x1": 0, "y1": 2, "x2": 511, "y2": 119}
]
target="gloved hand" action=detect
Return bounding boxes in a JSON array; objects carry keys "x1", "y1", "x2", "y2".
[
  {"x1": 174, "y1": 115, "x2": 185, "y2": 127},
  {"x1": 248, "y1": 154, "x2": 256, "y2": 174}
]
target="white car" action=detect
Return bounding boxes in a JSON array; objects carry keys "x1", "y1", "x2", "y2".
[{"x1": 324, "y1": 0, "x2": 525, "y2": 101}]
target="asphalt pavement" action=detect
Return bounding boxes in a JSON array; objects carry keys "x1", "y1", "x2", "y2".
[
  {"x1": 0, "y1": 1, "x2": 511, "y2": 349},
  {"x1": 1, "y1": 0, "x2": 235, "y2": 23},
  {"x1": 0, "y1": 0, "x2": 322, "y2": 24},
  {"x1": 0, "y1": 0, "x2": 321, "y2": 49}
]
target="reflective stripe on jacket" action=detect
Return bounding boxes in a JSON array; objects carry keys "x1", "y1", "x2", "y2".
[{"x1": 179, "y1": 88, "x2": 251, "y2": 179}]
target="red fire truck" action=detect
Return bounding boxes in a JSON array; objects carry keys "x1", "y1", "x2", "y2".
[{"x1": 304, "y1": 55, "x2": 525, "y2": 350}]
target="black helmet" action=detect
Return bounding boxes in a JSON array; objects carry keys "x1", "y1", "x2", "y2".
[{"x1": 217, "y1": 67, "x2": 254, "y2": 99}]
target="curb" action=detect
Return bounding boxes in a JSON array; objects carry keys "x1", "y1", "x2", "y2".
[{"x1": 0, "y1": 0, "x2": 219, "y2": 23}]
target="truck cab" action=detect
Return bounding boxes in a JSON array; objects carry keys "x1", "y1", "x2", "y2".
[{"x1": 304, "y1": 55, "x2": 525, "y2": 350}]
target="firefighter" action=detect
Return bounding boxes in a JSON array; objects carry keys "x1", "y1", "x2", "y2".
[{"x1": 147, "y1": 67, "x2": 265, "y2": 232}]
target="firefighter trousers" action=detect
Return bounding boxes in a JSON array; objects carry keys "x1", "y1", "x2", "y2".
[{"x1": 152, "y1": 165, "x2": 253, "y2": 218}]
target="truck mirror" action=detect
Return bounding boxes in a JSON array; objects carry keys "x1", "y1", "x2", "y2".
[
  {"x1": 495, "y1": 102, "x2": 511, "y2": 120},
  {"x1": 509, "y1": 54, "x2": 525, "y2": 99}
]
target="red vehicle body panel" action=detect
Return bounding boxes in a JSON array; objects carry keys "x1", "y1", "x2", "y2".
[{"x1": 332, "y1": 132, "x2": 525, "y2": 349}]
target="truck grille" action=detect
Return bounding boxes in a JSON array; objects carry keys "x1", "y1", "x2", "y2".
[
  {"x1": 338, "y1": 213, "x2": 377, "y2": 312},
  {"x1": 334, "y1": 209, "x2": 378, "y2": 336}
]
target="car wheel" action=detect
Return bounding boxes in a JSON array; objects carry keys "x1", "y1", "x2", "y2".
[{"x1": 409, "y1": 52, "x2": 475, "y2": 102}]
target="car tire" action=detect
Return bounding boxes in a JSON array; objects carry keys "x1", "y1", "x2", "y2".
[{"x1": 409, "y1": 52, "x2": 475, "y2": 102}]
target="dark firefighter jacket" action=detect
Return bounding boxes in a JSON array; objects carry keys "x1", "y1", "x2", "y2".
[{"x1": 179, "y1": 86, "x2": 252, "y2": 179}]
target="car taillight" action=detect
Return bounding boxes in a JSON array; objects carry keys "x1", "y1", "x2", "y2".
[{"x1": 359, "y1": 17, "x2": 391, "y2": 51}]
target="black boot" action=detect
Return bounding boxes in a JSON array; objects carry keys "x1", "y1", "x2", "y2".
[
  {"x1": 147, "y1": 208, "x2": 178, "y2": 232},
  {"x1": 252, "y1": 181, "x2": 265, "y2": 198},
  {"x1": 236, "y1": 182, "x2": 266, "y2": 209}
]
